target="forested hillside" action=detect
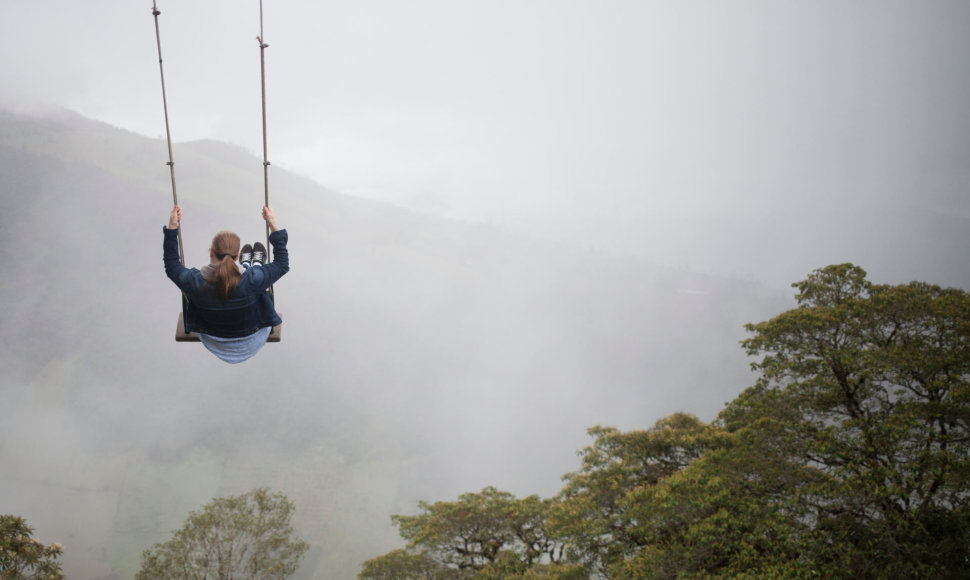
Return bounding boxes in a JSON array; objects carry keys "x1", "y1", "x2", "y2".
[
  {"x1": 362, "y1": 265, "x2": 970, "y2": 579},
  {"x1": 1, "y1": 108, "x2": 963, "y2": 579}
]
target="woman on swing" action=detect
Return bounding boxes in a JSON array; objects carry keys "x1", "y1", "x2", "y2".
[{"x1": 163, "y1": 204, "x2": 289, "y2": 363}]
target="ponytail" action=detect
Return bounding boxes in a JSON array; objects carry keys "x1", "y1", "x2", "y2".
[{"x1": 210, "y1": 231, "x2": 242, "y2": 301}]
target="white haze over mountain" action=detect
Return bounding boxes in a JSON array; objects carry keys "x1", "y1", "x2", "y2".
[
  {"x1": 1, "y1": 110, "x2": 798, "y2": 578},
  {"x1": 2, "y1": 0, "x2": 968, "y2": 287},
  {"x1": 1, "y1": 2, "x2": 969, "y2": 579}
]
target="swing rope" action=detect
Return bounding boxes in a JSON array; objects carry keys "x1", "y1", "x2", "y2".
[
  {"x1": 257, "y1": 0, "x2": 275, "y2": 300},
  {"x1": 152, "y1": 0, "x2": 195, "y2": 336},
  {"x1": 151, "y1": 0, "x2": 184, "y2": 266}
]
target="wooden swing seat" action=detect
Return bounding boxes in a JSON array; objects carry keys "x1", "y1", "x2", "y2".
[{"x1": 175, "y1": 312, "x2": 281, "y2": 343}]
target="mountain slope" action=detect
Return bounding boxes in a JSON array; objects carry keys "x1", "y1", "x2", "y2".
[{"x1": 0, "y1": 107, "x2": 893, "y2": 579}]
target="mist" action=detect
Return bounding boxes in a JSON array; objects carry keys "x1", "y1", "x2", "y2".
[
  {"x1": 3, "y1": 1, "x2": 968, "y2": 286},
  {"x1": 1, "y1": 2, "x2": 969, "y2": 579}
]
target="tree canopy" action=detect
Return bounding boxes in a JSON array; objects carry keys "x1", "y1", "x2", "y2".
[
  {"x1": 360, "y1": 264, "x2": 970, "y2": 579},
  {"x1": 360, "y1": 487, "x2": 584, "y2": 580},
  {"x1": 136, "y1": 488, "x2": 309, "y2": 580},
  {"x1": 0, "y1": 515, "x2": 64, "y2": 580},
  {"x1": 726, "y1": 263, "x2": 970, "y2": 577}
]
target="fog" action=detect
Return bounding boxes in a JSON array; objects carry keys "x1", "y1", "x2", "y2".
[
  {"x1": 4, "y1": 1, "x2": 969, "y2": 285},
  {"x1": 1, "y1": 2, "x2": 969, "y2": 579}
]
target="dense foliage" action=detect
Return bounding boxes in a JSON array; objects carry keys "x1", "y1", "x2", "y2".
[
  {"x1": 0, "y1": 515, "x2": 64, "y2": 580},
  {"x1": 136, "y1": 488, "x2": 309, "y2": 580},
  {"x1": 360, "y1": 264, "x2": 970, "y2": 579}
]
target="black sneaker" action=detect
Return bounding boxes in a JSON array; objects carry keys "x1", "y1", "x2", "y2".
[
  {"x1": 252, "y1": 242, "x2": 266, "y2": 266},
  {"x1": 239, "y1": 244, "x2": 253, "y2": 268}
]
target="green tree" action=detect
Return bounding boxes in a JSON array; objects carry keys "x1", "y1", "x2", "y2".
[
  {"x1": 550, "y1": 413, "x2": 726, "y2": 574},
  {"x1": 614, "y1": 432, "x2": 821, "y2": 579},
  {"x1": 615, "y1": 265, "x2": 970, "y2": 579},
  {"x1": 0, "y1": 515, "x2": 64, "y2": 580},
  {"x1": 360, "y1": 487, "x2": 573, "y2": 580},
  {"x1": 358, "y1": 548, "x2": 458, "y2": 580},
  {"x1": 136, "y1": 488, "x2": 309, "y2": 580},
  {"x1": 553, "y1": 265, "x2": 970, "y2": 579},
  {"x1": 723, "y1": 263, "x2": 970, "y2": 578},
  {"x1": 361, "y1": 264, "x2": 970, "y2": 579}
]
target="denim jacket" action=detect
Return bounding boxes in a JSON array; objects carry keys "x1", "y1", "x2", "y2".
[{"x1": 163, "y1": 227, "x2": 289, "y2": 338}]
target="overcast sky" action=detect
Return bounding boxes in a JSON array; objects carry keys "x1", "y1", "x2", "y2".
[{"x1": 3, "y1": 0, "x2": 969, "y2": 284}]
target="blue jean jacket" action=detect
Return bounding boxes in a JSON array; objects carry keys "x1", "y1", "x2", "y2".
[{"x1": 163, "y1": 227, "x2": 289, "y2": 338}]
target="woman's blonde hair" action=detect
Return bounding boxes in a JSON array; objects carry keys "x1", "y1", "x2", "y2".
[{"x1": 211, "y1": 230, "x2": 242, "y2": 301}]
